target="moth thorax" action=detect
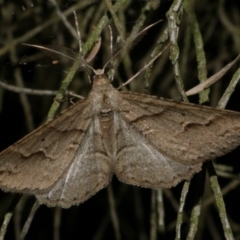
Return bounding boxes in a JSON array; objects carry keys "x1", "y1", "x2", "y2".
[{"x1": 99, "y1": 108, "x2": 113, "y2": 122}]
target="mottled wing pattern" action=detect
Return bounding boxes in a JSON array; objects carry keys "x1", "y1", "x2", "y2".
[
  {"x1": 0, "y1": 98, "x2": 97, "y2": 194},
  {"x1": 37, "y1": 115, "x2": 112, "y2": 208},
  {"x1": 113, "y1": 91, "x2": 240, "y2": 188},
  {"x1": 113, "y1": 111, "x2": 202, "y2": 188},
  {"x1": 1, "y1": 76, "x2": 240, "y2": 207},
  {"x1": 118, "y1": 92, "x2": 240, "y2": 164}
]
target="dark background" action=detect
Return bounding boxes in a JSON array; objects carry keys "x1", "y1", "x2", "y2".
[{"x1": 0, "y1": 0, "x2": 240, "y2": 239}]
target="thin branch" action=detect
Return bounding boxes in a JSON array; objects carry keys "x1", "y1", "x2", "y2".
[
  {"x1": 0, "y1": 81, "x2": 83, "y2": 99},
  {"x1": 206, "y1": 162, "x2": 234, "y2": 240},
  {"x1": 0, "y1": 195, "x2": 22, "y2": 240},
  {"x1": 50, "y1": 0, "x2": 79, "y2": 39},
  {"x1": 150, "y1": 190, "x2": 157, "y2": 240},
  {"x1": 82, "y1": 0, "x2": 127, "y2": 56},
  {"x1": 108, "y1": 1, "x2": 162, "y2": 81},
  {"x1": 103, "y1": 20, "x2": 162, "y2": 71},
  {"x1": 203, "y1": 179, "x2": 240, "y2": 208},
  {"x1": 186, "y1": 54, "x2": 240, "y2": 97},
  {"x1": 186, "y1": 166, "x2": 206, "y2": 240},
  {"x1": 85, "y1": 37, "x2": 102, "y2": 63},
  {"x1": 184, "y1": 0, "x2": 209, "y2": 103},
  {"x1": 104, "y1": 0, "x2": 125, "y2": 41},
  {"x1": 117, "y1": 42, "x2": 171, "y2": 90},
  {"x1": 157, "y1": 189, "x2": 165, "y2": 233},
  {"x1": 53, "y1": 207, "x2": 62, "y2": 240},
  {"x1": 175, "y1": 181, "x2": 190, "y2": 240},
  {"x1": 144, "y1": 26, "x2": 169, "y2": 91},
  {"x1": 107, "y1": 185, "x2": 121, "y2": 240},
  {"x1": 19, "y1": 201, "x2": 40, "y2": 240},
  {"x1": 0, "y1": 2, "x2": 90, "y2": 57},
  {"x1": 8, "y1": 31, "x2": 34, "y2": 132},
  {"x1": 217, "y1": 66, "x2": 240, "y2": 109},
  {"x1": 166, "y1": 0, "x2": 188, "y2": 102},
  {"x1": 73, "y1": 11, "x2": 84, "y2": 62},
  {"x1": 180, "y1": 23, "x2": 191, "y2": 78}
]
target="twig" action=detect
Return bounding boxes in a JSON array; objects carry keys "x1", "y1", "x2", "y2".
[
  {"x1": 85, "y1": 37, "x2": 102, "y2": 63},
  {"x1": 50, "y1": 0, "x2": 79, "y2": 40},
  {"x1": 150, "y1": 190, "x2": 157, "y2": 240},
  {"x1": 8, "y1": 31, "x2": 34, "y2": 132},
  {"x1": 184, "y1": 0, "x2": 209, "y2": 103},
  {"x1": 0, "y1": 195, "x2": 22, "y2": 240},
  {"x1": 133, "y1": 188, "x2": 148, "y2": 239},
  {"x1": 144, "y1": 26, "x2": 169, "y2": 91},
  {"x1": 0, "y1": 81, "x2": 83, "y2": 99},
  {"x1": 73, "y1": 11, "x2": 84, "y2": 62},
  {"x1": 110, "y1": 0, "x2": 161, "y2": 81},
  {"x1": 206, "y1": 210, "x2": 223, "y2": 240},
  {"x1": 166, "y1": 0, "x2": 188, "y2": 102},
  {"x1": 19, "y1": 201, "x2": 40, "y2": 240},
  {"x1": 53, "y1": 207, "x2": 62, "y2": 240},
  {"x1": 186, "y1": 166, "x2": 206, "y2": 240},
  {"x1": 163, "y1": 190, "x2": 182, "y2": 214},
  {"x1": 175, "y1": 181, "x2": 190, "y2": 240},
  {"x1": 203, "y1": 179, "x2": 240, "y2": 208},
  {"x1": 180, "y1": 23, "x2": 191, "y2": 78},
  {"x1": 107, "y1": 184, "x2": 121, "y2": 240},
  {"x1": 0, "y1": 2, "x2": 90, "y2": 57},
  {"x1": 82, "y1": 0, "x2": 126, "y2": 56},
  {"x1": 47, "y1": 62, "x2": 80, "y2": 121},
  {"x1": 104, "y1": 0, "x2": 125, "y2": 41},
  {"x1": 186, "y1": 54, "x2": 240, "y2": 97},
  {"x1": 92, "y1": 185, "x2": 129, "y2": 240},
  {"x1": 103, "y1": 20, "x2": 162, "y2": 71},
  {"x1": 0, "y1": 213, "x2": 13, "y2": 240},
  {"x1": 13, "y1": 196, "x2": 28, "y2": 240},
  {"x1": 217, "y1": 66, "x2": 240, "y2": 109},
  {"x1": 206, "y1": 162, "x2": 234, "y2": 240},
  {"x1": 117, "y1": 42, "x2": 171, "y2": 90},
  {"x1": 213, "y1": 163, "x2": 234, "y2": 178},
  {"x1": 157, "y1": 189, "x2": 165, "y2": 233}
]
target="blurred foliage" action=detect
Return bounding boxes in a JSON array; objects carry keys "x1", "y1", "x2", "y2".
[{"x1": 0, "y1": 0, "x2": 240, "y2": 239}]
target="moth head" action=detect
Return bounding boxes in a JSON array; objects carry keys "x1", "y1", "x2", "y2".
[
  {"x1": 92, "y1": 73, "x2": 110, "y2": 87},
  {"x1": 93, "y1": 69, "x2": 105, "y2": 76}
]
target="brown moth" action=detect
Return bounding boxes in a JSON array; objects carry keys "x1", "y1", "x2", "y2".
[
  {"x1": 1, "y1": 22, "x2": 240, "y2": 207},
  {"x1": 0, "y1": 64, "x2": 240, "y2": 208}
]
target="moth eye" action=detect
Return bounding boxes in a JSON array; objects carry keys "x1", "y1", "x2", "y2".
[{"x1": 41, "y1": 138, "x2": 45, "y2": 142}]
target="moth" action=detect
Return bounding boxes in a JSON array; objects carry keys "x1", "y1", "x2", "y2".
[{"x1": 1, "y1": 30, "x2": 240, "y2": 209}]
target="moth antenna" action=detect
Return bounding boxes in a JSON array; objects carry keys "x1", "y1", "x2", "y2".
[
  {"x1": 117, "y1": 42, "x2": 171, "y2": 90},
  {"x1": 73, "y1": 15, "x2": 101, "y2": 64},
  {"x1": 23, "y1": 37, "x2": 101, "y2": 78},
  {"x1": 22, "y1": 44, "x2": 95, "y2": 71},
  {"x1": 108, "y1": 25, "x2": 115, "y2": 81},
  {"x1": 73, "y1": 11, "x2": 93, "y2": 83},
  {"x1": 102, "y1": 20, "x2": 162, "y2": 72},
  {"x1": 23, "y1": 11, "x2": 101, "y2": 84}
]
